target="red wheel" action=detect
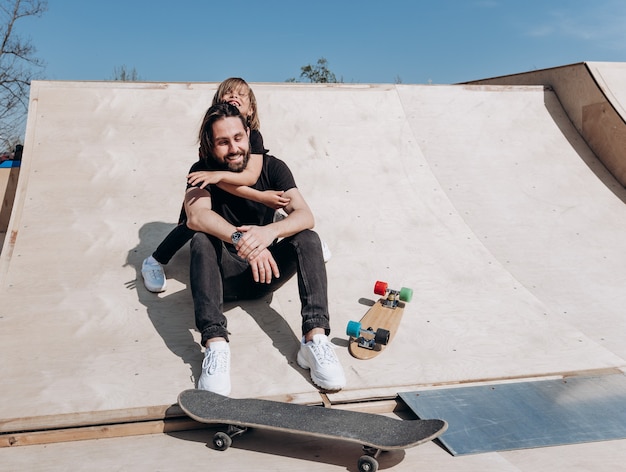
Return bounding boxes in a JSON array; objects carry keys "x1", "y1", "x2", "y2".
[{"x1": 374, "y1": 281, "x2": 388, "y2": 296}]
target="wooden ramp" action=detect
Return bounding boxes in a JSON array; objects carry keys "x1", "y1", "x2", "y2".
[
  {"x1": 470, "y1": 61, "x2": 626, "y2": 187},
  {"x1": 2, "y1": 65, "x2": 626, "y2": 471}
]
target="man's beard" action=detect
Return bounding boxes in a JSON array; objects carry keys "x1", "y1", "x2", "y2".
[{"x1": 210, "y1": 150, "x2": 250, "y2": 173}]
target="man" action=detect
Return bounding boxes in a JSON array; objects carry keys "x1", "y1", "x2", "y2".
[{"x1": 184, "y1": 102, "x2": 346, "y2": 395}]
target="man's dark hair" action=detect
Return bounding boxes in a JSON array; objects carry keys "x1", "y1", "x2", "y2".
[{"x1": 198, "y1": 102, "x2": 248, "y2": 160}]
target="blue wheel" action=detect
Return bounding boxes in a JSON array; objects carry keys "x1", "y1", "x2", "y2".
[{"x1": 346, "y1": 320, "x2": 361, "y2": 338}]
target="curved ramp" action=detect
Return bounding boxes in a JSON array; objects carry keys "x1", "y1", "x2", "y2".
[
  {"x1": 1, "y1": 78, "x2": 625, "y2": 435},
  {"x1": 471, "y1": 61, "x2": 626, "y2": 186}
]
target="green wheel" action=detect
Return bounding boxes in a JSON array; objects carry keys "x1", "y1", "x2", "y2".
[
  {"x1": 346, "y1": 320, "x2": 362, "y2": 338},
  {"x1": 399, "y1": 287, "x2": 413, "y2": 303}
]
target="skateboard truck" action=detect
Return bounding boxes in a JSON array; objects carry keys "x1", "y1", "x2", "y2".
[
  {"x1": 375, "y1": 280, "x2": 407, "y2": 309},
  {"x1": 346, "y1": 321, "x2": 390, "y2": 350}
]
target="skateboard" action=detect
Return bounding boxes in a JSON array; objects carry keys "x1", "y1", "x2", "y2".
[
  {"x1": 346, "y1": 281, "x2": 413, "y2": 360},
  {"x1": 178, "y1": 389, "x2": 447, "y2": 472}
]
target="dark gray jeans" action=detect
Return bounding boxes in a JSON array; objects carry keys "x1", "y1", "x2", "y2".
[{"x1": 189, "y1": 229, "x2": 331, "y2": 346}]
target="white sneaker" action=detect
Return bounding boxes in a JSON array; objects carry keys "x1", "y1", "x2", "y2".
[
  {"x1": 141, "y1": 256, "x2": 166, "y2": 293},
  {"x1": 321, "y1": 240, "x2": 332, "y2": 263},
  {"x1": 297, "y1": 334, "x2": 346, "y2": 391},
  {"x1": 198, "y1": 341, "x2": 231, "y2": 396}
]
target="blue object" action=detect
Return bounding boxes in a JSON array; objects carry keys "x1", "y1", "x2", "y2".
[
  {"x1": 346, "y1": 320, "x2": 361, "y2": 338},
  {"x1": 400, "y1": 373, "x2": 626, "y2": 455},
  {"x1": 0, "y1": 160, "x2": 21, "y2": 168}
]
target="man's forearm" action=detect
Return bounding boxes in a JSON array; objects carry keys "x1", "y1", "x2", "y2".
[
  {"x1": 187, "y1": 210, "x2": 237, "y2": 243},
  {"x1": 270, "y1": 187, "x2": 315, "y2": 239},
  {"x1": 271, "y1": 207, "x2": 314, "y2": 239},
  {"x1": 185, "y1": 188, "x2": 236, "y2": 243}
]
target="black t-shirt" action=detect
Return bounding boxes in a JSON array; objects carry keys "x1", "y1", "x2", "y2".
[
  {"x1": 187, "y1": 153, "x2": 296, "y2": 228},
  {"x1": 250, "y1": 129, "x2": 267, "y2": 155}
]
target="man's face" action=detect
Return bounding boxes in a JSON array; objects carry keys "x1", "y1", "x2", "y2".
[{"x1": 210, "y1": 116, "x2": 250, "y2": 172}]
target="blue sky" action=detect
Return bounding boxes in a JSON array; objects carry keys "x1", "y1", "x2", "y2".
[{"x1": 18, "y1": 0, "x2": 626, "y2": 84}]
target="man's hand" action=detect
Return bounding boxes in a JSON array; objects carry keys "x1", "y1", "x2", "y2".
[
  {"x1": 235, "y1": 225, "x2": 278, "y2": 260},
  {"x1": 248, "y1": 248, "x2": 280, "y2": 284},
  {"x1": 231, "y1": 225, "x2": 280, "y2": 283}
]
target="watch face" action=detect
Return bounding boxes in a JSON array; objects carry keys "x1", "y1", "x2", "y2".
[{"x1": 231, "y1": 231, "x2": 243, "y2": 244}]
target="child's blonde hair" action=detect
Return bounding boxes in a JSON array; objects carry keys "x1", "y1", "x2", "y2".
[{"x1": 212, "y1": 77, "x2": 260, "y2": 131}]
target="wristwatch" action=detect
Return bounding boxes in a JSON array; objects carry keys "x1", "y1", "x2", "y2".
[{"x1": 231, "y1": 231, "x2": 243, "y2": 245}]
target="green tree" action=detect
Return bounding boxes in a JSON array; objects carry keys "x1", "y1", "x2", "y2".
[
  {"x1": 287, "y1": 57, "x2": 341, "y2": 83},
  {"x1": 0, "y1": 0, "x2": 47, "y2": 152}
]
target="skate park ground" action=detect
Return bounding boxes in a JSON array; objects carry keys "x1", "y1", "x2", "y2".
[{"x1": 2, "y1": 61, "x2": 626, "y2": 470}]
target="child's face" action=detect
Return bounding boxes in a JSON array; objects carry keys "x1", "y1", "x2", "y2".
[{"x1": 222, "y1": 86, "x2": 252, "y2": 118}]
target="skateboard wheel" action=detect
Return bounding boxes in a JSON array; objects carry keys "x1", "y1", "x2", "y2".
[
  {"x1": 213, "y1": 431, "x2": 232, "y2": 451},
  {"x1": 346, "y1": 320, "x2": 362, "y2": 338},
  {"x1": 373, "y1": 281, "x2": 388, "y2": 296},
  {"x1": 374, "y1": 328, "x2": 390, "y2": 345},
  {"x1": 358, "y1": 455, "x2": 379, "y2": 472},
  {"x1": 399, "y1": 287, "x2": 413, "y2": 303}
]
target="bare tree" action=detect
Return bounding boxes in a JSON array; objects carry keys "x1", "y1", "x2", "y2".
[
  {"x1": 0, "y1": 0, "x2": 47, "y2": 151},
  {"x1": 112, "y1": 65, "x2": 141, "y2": 82}
]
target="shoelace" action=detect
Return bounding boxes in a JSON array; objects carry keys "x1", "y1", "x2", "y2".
[
  {"x1": 203, "y1": 350, "x2": 229, "y2": 374},
  {"x1": 145, "y1": 268, "x2": 162, "y2": 279},
  {"x1": 309, "y1": 341, "x2": 339, "y2": 365},
  {"x1": 143, "y1": 261, "x2": 163, "y2": 277}
]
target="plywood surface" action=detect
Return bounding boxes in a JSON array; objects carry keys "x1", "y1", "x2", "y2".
[{"x1": 1, "y1": 76, "x2": 625, "y2": 439}]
